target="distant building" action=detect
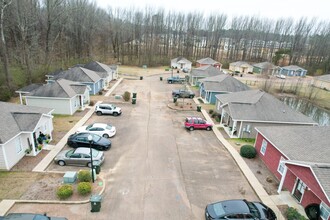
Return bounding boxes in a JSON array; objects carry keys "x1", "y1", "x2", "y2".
[
  {"x1": 229, "y1": 61, "x2": 253, "y2": 73},
  {"x1": 196, "y1": 57, "x2": 222, "y2": 69},
  {"x1": 171, "y1": 57, "x2": 192, "y2": 71},
  {"x1": 280, "y1": 65, "x2": 307, "y2": 77}
]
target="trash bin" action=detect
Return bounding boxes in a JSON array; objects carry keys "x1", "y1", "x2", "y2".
[
  {"x1": 132, "y1": 92, "x2": 137, "y2": 98},
  {"x1": 93, "y1": 162, "x2": 101, "y2": 174},
  {"x1": 140, "y1": 76, "x2": 143, "y2": 80},
  {"x1": 173, "y1": 97, "x2": 177, "y2": 103},
  {"x1": 132, "y1": 98, "x2": 137, "y2": 104},
  {"x1": 90, "y1": 194, "x2": 102, "y2": 212},
  {"x1": 160, "y1": 77, "x2": 163, "y2": 81},
  {"x1": 197, "y1": 105, "x2": 202, "y2": 112}
]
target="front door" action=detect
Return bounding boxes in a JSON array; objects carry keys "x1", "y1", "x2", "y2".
[{"x1": 293, "y1": 178, "x2": 306, "y2": 202}]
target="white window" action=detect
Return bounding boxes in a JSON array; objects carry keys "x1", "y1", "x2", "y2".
[
  {"x1": 320, "y1": 202, "x2": 330, "y2": 220},
  {"x1": 260, "y1": 139, "x2": 267, "y2": 155},
  {"x1": 277, "y1": 157, "x2": 286, "y2": 175},
  {"x1": 15, "y1": 137, "x2": 22, "y2": 153}
]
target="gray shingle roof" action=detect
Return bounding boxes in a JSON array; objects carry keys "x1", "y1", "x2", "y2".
[
  {"x1": 0, "y1": 102, "x2": 53, "y2": 144},
  {"x1": 316, "y1": 74, "x2": 330, "y2": 82},
  {"x1": 281, "y1": 65, "x2": 306, "y2": 71},
  {"x1": 253, "y1": 62, "x2": 278, "y2": 69},
  {"x1": 16, "y1": 83, "x2": 43, "y2": 93},
  {"x1": 256, "y1": 126, "x2": 329, "y2": 163},
  {"x1": 171, "y1": 57, "x2": 192, "y2": 64},
  {"x1": 52, "y1": 67, "x2": 101, "y2": 83},
  {"x1": 196, "y1": 57, "x2": 220, "y2": 65},
  {"x1": 199, "y1": 75, "x2": 250, "y2": 92},
  {"x1": 27, "y1": 79, "x2": 87, "y2": 98},
  {"x1": 191, "y1": 65, "x2": 223, "y2": 77},
  {"x1": 312, "y1": 165, "x2": 330, "y2": 201},
  {"x1": 216, "y1": 90, "x2": 317, "y2": 124},
  {"x1": 84, "y1": 61, "x2": 112, "y2": 73}
]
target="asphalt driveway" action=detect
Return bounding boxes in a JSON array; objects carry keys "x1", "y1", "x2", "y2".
[{"x1": 9, "y1": 74, "x2": 258, "y2": 219}]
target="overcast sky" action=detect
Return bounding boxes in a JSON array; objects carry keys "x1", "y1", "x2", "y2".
[{"x1": 95, "y1": 0, "x2": 330, "y2": 21}]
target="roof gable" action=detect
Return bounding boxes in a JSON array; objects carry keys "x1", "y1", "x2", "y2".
[
  {"x1": 171, "y1": 57, "x2": 192, "y2": 64},
  {"x1": 200, "y1": 75, "x2": 251, "y2": 92},
  {"x1": 282, "y1": 65, "x2": 306, "y2": 71},
  {"x1": 191, "y1": 65, "x2": 222, "y2": 77},
  {"x1": 0, "y1": 102, "x2": 52, "y2": 144},
  {"x1": 196, "y1": 57, "x2": 220, "y2": 65},
  {"x1": 52, "y1": 67, "x2": 101, "y2": 83},
  {"x1": 253, "y1": 62, "x2": 278, "y2": 69},
  {"x1": 84, "y1": 61, "x2": 112, "y2": 73}
]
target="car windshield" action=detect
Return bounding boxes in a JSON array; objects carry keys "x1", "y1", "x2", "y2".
[
  {"x1": 91, "y1": 148, "x2": 99, "y2": 157},
  {"x1": 106, "y1": 125, "x2": 113, "y2": 130},
  {"x1": 245, "y1": 201, "x2": 261, "y2": 218},
  {"x1": 65, "y1": 149, "x2": 74, "y2": 157},
  {"x1": 86, "y1": 124, "x2": 94, "y2": 130},
  {"x1": 212, "y1": 203, "x2": 226, "y2": 217},
  {"x1": 92, "y1": 134, "x2": 101, "y2": 142}
]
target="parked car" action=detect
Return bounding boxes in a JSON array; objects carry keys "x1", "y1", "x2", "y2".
[
  {"x1": 184, "y1": 117, "x2": 213, "y2": 131},
  {"x1": 0, "y1": 213, "x2": 68, "y2": 220},
  {"x1": 67, "y1": 132, "x2": 111, "y2": 150},
  {"x1": 172, "y1": 89, "x2": 195, "y2": 98},
  {"x1": 54, "y1": 147, "x2": 105, "y2": 167},
  {"x1": 167, "y1": 75, "x2": 186, "y2": 84},
  {"x1": 276, "y1": 74, "x2": 286, "y2": 79},
  {"x1": 205, "y1": 199, "x2": 277, "y2": 220},
  {"x1": 76, "y1": 123, "x2": 116, "y2": 138},
  {"x1": 95, "y1": 103, "x2": 122, "y2": 116}
]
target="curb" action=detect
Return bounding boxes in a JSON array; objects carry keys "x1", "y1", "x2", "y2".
[{"x1": 0, "y1": 79, "x2": 123, "y2": 216}]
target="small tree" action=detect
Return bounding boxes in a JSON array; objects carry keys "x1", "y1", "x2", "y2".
[
  {"x1": 78, "y1": 170, "x2": 92, "y2": 182},
  {"x1": 123, "y1": 91, "x2": 130, "y2": 101},
  {"x1": 240, "y1": 145, "x2": 257, "y2": 158},
  {"x1": 77, "y1": 182, "x2": 92, "y2": 195},
  {"x1": 56, "y1": 184, "x2": 73, "y2": 200}
]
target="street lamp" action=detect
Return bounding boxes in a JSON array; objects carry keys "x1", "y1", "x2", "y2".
[{"x1": 87, "y1": 134, "x2": 95, "y2": 183}]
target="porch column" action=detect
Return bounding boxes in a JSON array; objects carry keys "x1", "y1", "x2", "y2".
[
  {"x1": 80, "y1": 95, "x2": 84, "y2": 110},
  {"x1": 19, "y1": 92, "x2": 23, "y2": 105},
  {"x1": 232, "y1": 120, "x2": 237, "y2": 136},
  {"x1": 277, "y1": 164, "x2": 288, "y2": 194}
]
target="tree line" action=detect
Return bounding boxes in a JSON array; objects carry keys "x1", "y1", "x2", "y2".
[{"x1": 0, "y1": 0, "x2": 329, "y2": 100}]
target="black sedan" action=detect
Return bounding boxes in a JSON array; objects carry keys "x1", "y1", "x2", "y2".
[
  {"x1": 205, "y1": 199, "x2": 277, "y2": 220},
  {"x1": 67, "y1": 132, "x2": 111, "y2": 151}
]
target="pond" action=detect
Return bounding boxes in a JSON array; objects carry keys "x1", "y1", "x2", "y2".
[{"x1": 281, "y1": 96, "x2": 330, "y2": 126}]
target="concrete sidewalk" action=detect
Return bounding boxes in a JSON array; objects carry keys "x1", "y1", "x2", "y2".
[
  {"x1": 0, "y1": 79, "x2": 124, "y2": 217},
  {"x1": 200, "y1": 108, "x2": 286, "y2": 219}
]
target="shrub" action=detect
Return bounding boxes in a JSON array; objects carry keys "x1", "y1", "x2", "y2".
[
  {"x1": 286, "y1": 207, "x2": 308, "y2": 220},
  {"x1": 56, "y1": 184, "x2": 73, "y2": 199},
  {"x1": 78, "y1": 170, "x2": 92, "y2": 182},
  {"x1": 0, "y1": 86, "x2": 11, "y2": 101},
  {"x1": 123, "y1": 91, "x2": 131, "y2": 101},
  {"x1": 240, "y1": 145, "x2": 257, "y2": 158},
  {"x1": 211, "y1": 112, "x2": 218, "y2": 118},
  {"x1": 89, "y1": 100, "x2": 95, "y2": 106},
  {"x1": 77, "y1": 182, "x2": 92, "y2": 195},
  {"x1": 98, "y1": 91, "x2": 103, "y2": 95},
  {"x1": 209, "y1": 109, "x2": 214, "y2": 114}
]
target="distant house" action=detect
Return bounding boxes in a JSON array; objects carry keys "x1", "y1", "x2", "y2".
[
  {"x1": 0, "y1": 102, "x2": 54, "y2": 170},
  {"x1": 171, "y1": 57, "x2": 192, "y2": 71},
  {"x1": 198, "y1": 74, "x2": 250, "y2": 104},
  {"x1": 312, "y1": 74, "x2": 330, "y2": 90},
  {"x1": 190, "y1": 65, "x2": 223, "y2": 86},
  {"x1": 229, "y1": 61, "x2": 253, "y2": 73},
  {"x1": 84, "y1": 61, "x2": 118, "y2": 87},
  {"x1": 196, "y1": 57, "x2": 222, "y2": 69},
  {"x1": 48, "y1": 67, "x2": 103, "y2": 95},
  {"x1": 16, "y1": 79, "x2": 90, "y2": 115},
  {"x1": 214, "y1": 90, "x2": 317, "y2": 138},
  {"x1": 255, "y1": 126, "x2": 330, "y2": 220},
  {"x1": 280, "y1": 65, "x2": 307, "y2": 77},
  {"x1": 253, "y1": 62, "x2": 279, "y2": 75}
]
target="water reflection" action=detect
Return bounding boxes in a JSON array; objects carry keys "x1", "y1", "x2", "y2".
[{"x1": 282, "y1": 97, "x2": 330, "y2": 126}]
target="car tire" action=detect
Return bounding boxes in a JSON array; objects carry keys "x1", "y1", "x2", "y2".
[
  {"x1": 87, "y1": 162, "x2": 92, "y2": 168},
  {"x1": 189, "y1": 95, "x2": 194, "y2": 98},
  {"x1": 168, "y1": 81, "x2": 172, "y2": 84},
  {"x1": 189, "y1": 127, "x2": 194, "y2": 131},
  {"x1": 103, "y1": 134, "x2": 109, "y2": 138},
  {"x1": 58, "y1": 160, "x2": 66, "y2": 166},
  {"x1": 113, "y1": 112, "x2": 119, "y2": 116},
  {"x1": 72, "y1": 142, "x2": 78, "y2": 148},
  {"x1": 175, "y1": 95, "x2": 179, "y2": 98},
  {"x1": 96, "y1": 111, "x2": 102, "y2": 116},
  {"x1": 206, "y1": 127, "x2": 212, "y2": 131}
]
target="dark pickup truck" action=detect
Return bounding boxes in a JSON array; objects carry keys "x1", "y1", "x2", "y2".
[
  {"x1": 167, "y1": 76, "x2": 186, "y2": 84},
  {"x1": 172, "y1": 89, "x2": 195, "y2": 98}
]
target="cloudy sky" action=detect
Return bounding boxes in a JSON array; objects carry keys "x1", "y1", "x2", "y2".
[{"x1": 95, "y1": 0, "x2": 330, "y2": 21}]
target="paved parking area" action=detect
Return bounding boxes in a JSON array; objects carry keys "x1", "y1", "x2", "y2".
[{"x1": 9, "y1": 75, "x2": 258, "y2": 219}]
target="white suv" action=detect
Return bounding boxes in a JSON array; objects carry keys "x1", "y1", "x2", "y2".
[{"x1": 95, "y1": 103, "x2": 122, "y2": 116}]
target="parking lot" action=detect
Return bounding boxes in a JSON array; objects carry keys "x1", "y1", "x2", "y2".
[{"x1": 9, "y1": 74, "x2": 259, "y2": 219}]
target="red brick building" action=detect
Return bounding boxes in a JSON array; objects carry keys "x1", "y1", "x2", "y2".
[{"x1": 255, "y1": 126, "x2": 330, "y2": 220}]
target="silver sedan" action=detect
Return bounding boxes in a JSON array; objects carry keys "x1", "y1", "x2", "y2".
[{"x1": 54, "y1": 147, "x2": 104, "y2": 167}]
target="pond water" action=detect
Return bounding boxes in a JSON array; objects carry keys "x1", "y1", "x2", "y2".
[{"x1": 281, "y1": 97, "x2": 330, "y2": 126}]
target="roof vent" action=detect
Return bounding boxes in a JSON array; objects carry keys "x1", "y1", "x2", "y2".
[{"x1": 283, "y1": 110, "x2": 286, "y2": 113}]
